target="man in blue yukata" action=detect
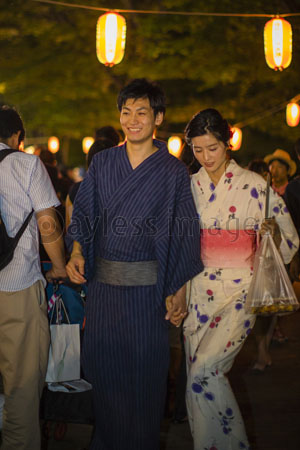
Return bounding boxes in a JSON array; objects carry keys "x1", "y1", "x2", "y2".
[{"x1": 66, "y1": 78, "x2": 203, "y2": 450}]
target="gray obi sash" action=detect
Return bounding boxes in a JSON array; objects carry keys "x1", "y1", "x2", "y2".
[{"x1": 95, "y1": 258, "x2": 158, "y2": 286}]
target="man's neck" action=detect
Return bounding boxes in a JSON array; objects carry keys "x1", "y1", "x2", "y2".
[{"x1": 126, "y1": 139, "x2": 158, "y2": 169}]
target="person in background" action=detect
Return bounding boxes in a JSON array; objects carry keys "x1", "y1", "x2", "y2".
[
  {"x1": 264, "y1": 148, "x2": 296, "y2": 196},
  {"x1": 94, "y1": 125, "x2": 121, "y2": 146},
  {"x1": 65, "y1": 137, "x2": 114, "y2": 230},
  {"x1": 66, "y1": 78, "x2": 203, "y2": 450},
  {"x1": 284, "y1": 139, "x2": 300, "y2": 254},
  {"x1": 247, "y1": 159, "x2": 277, "y2": 372},
  {"x1": 0, "y1": 106, "x2": 66, "y2": 450},
  {"x1": 264, "y1": 149, "x2": 297, "y2": 344},
  {"x1": 183, "y1": 108, "x2": 298, "y2": 450}
]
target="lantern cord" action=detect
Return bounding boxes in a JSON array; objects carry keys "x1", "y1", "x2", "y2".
[
  {"x1": 32, "y1": 0, "x2": 300, "y2": 18},
  {"x1": 234, "y1": 94, "x2": 300, "y2": 128}
]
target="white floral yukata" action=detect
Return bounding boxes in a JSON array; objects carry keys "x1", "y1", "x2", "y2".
[{"x1": 184, "y1": 160, "x2": 298, "y2": 450}]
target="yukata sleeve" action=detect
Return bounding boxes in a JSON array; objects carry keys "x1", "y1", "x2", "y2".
[
  {"x1": 269, "y1": 188, "x2": 299, "y2": 263},
  {"x1": 66, "y1": 158, "x2": 100, "y2": 279},
  {"x1": 163, "y1": 167, "x2": 203, "y2": 297}
]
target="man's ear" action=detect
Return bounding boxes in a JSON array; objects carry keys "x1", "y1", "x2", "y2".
[{"x1": 154, "y1": 112, "x2": 164, "y2": 127}]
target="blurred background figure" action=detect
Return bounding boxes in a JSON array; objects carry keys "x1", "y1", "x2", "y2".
[
  {"x1": 94, "y1": 125, "x2": 122, "y2": 146},
  {"x1": 247, "y1": 159, "x2": 269, "y2": 181},
  {"x1": 247, "y1": 158, "x2": 277, "y2": 372},
  {"x1": 263, "y1": 149, "x2": 297, "y2": 344},
  {"x1": 65, "y1": 137, "x2": 115, "y2": 230},
  {"x1": 264, "y1": 149, "x2": 296, "y2": 196}
]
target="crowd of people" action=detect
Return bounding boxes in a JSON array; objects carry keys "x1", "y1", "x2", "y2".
[{"x1": 0, "y1": 78, "x2": 299, "y2": 450}]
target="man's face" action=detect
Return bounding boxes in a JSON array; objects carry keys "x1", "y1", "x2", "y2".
[
  {"x1": 269, "y1": 159, "x2": 289, "y2": 185},
  {"x1": 119, "y1": 97, "x2": 163, "y2": 145}
]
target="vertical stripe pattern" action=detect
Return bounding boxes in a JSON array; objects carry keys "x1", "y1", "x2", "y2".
[{"x1": 83, "y1": 281, "x2": 169, "y2": 450}]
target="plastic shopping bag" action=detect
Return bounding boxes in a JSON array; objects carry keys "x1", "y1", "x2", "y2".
[
  {"x1": 245, "y1": 233, "x2": 299, "y2": 316},
  {"x1": 46, "y1": 297, "x2": 80, "y2": 382}
]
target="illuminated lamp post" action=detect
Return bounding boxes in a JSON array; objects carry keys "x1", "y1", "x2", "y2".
[
  {"x1": 82, "y1": 137, "x2": 95, "y2": 154},
  {"x1": 48, "y1": 136, "x2": 59, "y2": 153},
  {"x1": 264, "y1": 17, "x2": 292, "y2": 71},
  {"x1": 230, "y1": 128, "x2": 242, "y2": 151},
  {"x1": 286, "y1": 103, "x2": 300, "y2": 127},
  {"x1": 96, "y1": 12, "x2": 126, "y2": 67},
  {"x1": 168, "y1": 136, "x2": 182, "y2": 158}
]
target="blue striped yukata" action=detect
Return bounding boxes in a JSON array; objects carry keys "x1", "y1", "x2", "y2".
[{"x1": 67, "y1": 139, "x2": 203, "y2": 450}]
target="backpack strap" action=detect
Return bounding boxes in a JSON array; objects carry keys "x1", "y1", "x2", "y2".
[
  {"x1": 0, "y1": 148, "x2": 19, "y2": 162},
  {"x1": 0, "y1": 148, "x2": 34, "y2": 243}
]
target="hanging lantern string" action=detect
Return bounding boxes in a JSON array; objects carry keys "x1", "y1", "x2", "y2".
[
  {"x1": 234, "y1": 93, "x2": 300, "y2": 128},
  {"x1": 156, "y1": 94, "x2": 300, "y2": 138},
  {"x1": 32, "y1": 0, "x2": 300, "y2": 17}
]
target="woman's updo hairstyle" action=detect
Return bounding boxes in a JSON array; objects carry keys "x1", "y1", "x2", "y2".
[{"x1": 185, "y1": 108, "x2": 232, "y2": 148}]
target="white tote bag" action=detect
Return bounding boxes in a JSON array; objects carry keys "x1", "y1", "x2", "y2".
[{"x1": 46, "y1": 296, "x2": 81, "y2": 383}]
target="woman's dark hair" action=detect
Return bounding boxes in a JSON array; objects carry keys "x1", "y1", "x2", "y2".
[
  {"x1": 180, "y1": 143, "x2": 201, "y2": 174},
  {"x1": 0, "y1": 105, "x2": 25, "y2": 142},
  {"x1": 87, "y1": 137, "x2": 114, "y2": 167},
  {"x1": 185, "y1": 108, "x2": 231, "y2": 147},
  {"x1": 117, "y1": 78, "x2": 166, "y2": 117}
]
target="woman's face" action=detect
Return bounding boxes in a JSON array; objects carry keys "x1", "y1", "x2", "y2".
[{"x1": 191, "y1": 133, "x2": 228, "y2": 178}]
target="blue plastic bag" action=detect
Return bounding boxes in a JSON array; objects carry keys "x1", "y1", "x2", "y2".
[{"x1": 42, "y1": 262, "x2": 87, "y2": 329}]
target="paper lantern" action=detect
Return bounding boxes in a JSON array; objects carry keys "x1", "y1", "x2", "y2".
[
  {"x1": 264, "y1": 18, "x2": 292, "y2": 71},
  {"x1": 286, "y1": 103, "x2": 300, "y2": 127},
  {"x1": 230, "y1": 128, "x2": 242, "y2": 151},
  {"x1": 96, "y1": 13, "x2": 126, "y2": 67},
  {"x1": 48, "y1": 136, "x2": 59, "y2": 153},
  {"x1": 82, "y1": 137, "x2": 95, "y2": 154},
  {"x1": 168, "y1": 136, "x2": 182, "y2": 158}
]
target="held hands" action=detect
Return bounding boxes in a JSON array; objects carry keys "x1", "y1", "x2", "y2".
[
  {"x1": 165, "y1": 285, "x2": 187, "y2": 327},
  {"x1": 260, "y1": 218, "x2": 282, "y2": 249},
  {"x1": 46, "y1": 266, "x2": 67, "y2": 283},
  {"x1": 66, "y1": 253, "x2": 87, "y2": 284}
]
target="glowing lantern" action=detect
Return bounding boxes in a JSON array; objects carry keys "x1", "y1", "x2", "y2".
[
  {"x1": 82, "y1": 137, "x2": 95, "y2": 154},
  {"x1": 168, "y1": 136, "x2": 182, "y2": 158},
  {"x1": 48, "y1": 136, "x2": 59, "y2": 153},
  {"x1": 264, "y1": 18, "x2": 292, "y2": 71},
  {"x1": 96, "y1": 13, "x2": 126, "y2": 67},
  {"x1": 230, "y1": 128, "x2": 242, "y2": 151},
  {"x1": 24, "y1": 145, "x2": 35, "y2": 154},
  {"x1": 286, "y1": 103, "x2": 300, "y2": 127}
]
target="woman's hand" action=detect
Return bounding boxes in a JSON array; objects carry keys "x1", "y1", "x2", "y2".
[
  {"x1": 260, "y1": 218, "x2": 282, "y2": 249},
  {"x1": 66, "y1": 253, "x2": 87, "y2": 284}
]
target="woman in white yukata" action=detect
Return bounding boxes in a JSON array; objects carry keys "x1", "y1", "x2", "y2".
[{"x1": 182, "y1": 109, "x2": 299, "y2": 450}]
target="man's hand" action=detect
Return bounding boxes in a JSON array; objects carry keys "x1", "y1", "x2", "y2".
[
  {"x1": 66, "y1": 253, "x2": 86, "y2": 284},
  {"x1": 260, "y1": 218, "x2": 282, "y2": 249},
  {"x1": 165, "y1": 284, "x2": 187, "y2": 327},
  {"x1": 46, "y1": 266, "x2": 67, "y2": 283}
]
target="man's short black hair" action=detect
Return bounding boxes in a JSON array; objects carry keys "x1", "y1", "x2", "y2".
[
  {"x1": 0, "y1": 105, "x2": 25, "y2": 143},
  {"x1": 117, "y1": 78, "x2": 166, "y2": 117}
]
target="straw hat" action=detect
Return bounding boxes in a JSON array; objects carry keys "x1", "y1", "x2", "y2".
[{"x1": 264, "y1": 149, "x2": 297, "y2": 176}]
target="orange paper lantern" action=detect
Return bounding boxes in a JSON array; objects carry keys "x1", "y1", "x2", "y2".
[
  {"x1": 286, "y1": 103, "x2": 300, "y2": 127},
  {"x1": 230, "y1": 128, "x2": 242, "y2": 151},
  {"x1": 82, "y1": 137, "x2": 95, "y2": 154},
  {"x1": 48, "y1": 136, "x2": 59, "y2": 153},
  {"x1": 168, "y1": 136, "x2": 182, "y2": 158},
  {"x1": 96, "y1": 13, "x2": 126, "y2": 67},
  {"x1": 264, "y1": 18, "x2": 292, "y2": 71}
]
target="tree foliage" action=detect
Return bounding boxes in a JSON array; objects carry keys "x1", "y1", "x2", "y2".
[{"x1": 0, "y1": 0, "x2": 300, "y2": 164}]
